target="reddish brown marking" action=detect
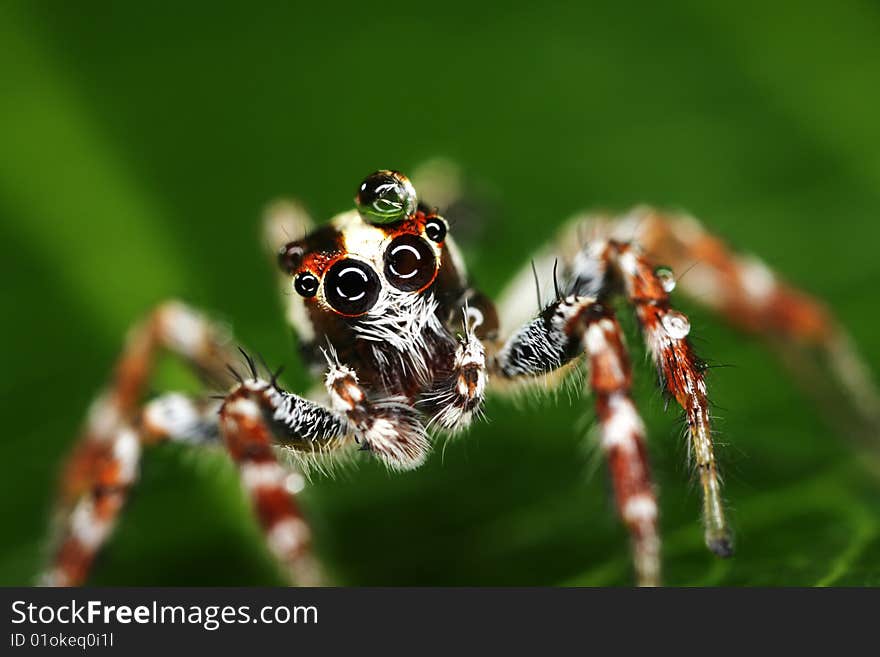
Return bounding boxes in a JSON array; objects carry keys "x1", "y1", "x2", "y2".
[
  {"x1": 640, "y1": 213, "x2": 835, "y2": 343},
  {"x1": 53, "y1": 537, "x2": 92, "y2": 587},
  {"x1": 613, "y1": 242, "x2": 730, "y2": 556},
  {"x1": 219, "y1": 387, "x2": 315, "y2": 567},
  {"x1": 587, "y1": 316, "x2": 633, "y2": 395},
  {"x1": 300, "y1": 251, "x2": 340, "y2": 278},
  {"x1": 462, "y1": 365, "x2": 480, "y2": 398},
  {"x1": 60, "y1": 436, "x2": 132, "y2": 496},
  {"x1": 585, "y1": 310, "x2": 659, "y2": 585},
  {"x1": 386, "y1": 209, "x2": 434, "y2": 238},
  {"x1": 46, "y1": 302, "x2": 243, "y2": 586},
  {"x1": 287, "y1": 210, "x2": 437, "y2": 281},
  {"x1": 112, "y1": 322, "x2": 155, "y2": 415},
  {"x1": 52, "y1": 457, "x2": 130, "y2": 586}
]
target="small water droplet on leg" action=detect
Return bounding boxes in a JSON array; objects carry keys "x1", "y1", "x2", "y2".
[
  {"x1": 661, "y1": 310, "x2": 691, "y2": 339},
  {"x1": 654, "y1": 266, "x2": 676, "y2": 293}
]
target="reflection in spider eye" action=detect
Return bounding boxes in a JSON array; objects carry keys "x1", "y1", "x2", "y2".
[
  {"x1": 278, "y1": 243, "x2": 304, "y2": 273},
  {"x1": 384, "y1": 234, "x2": 437, "y2": 292},
  {"x1": 323, "y1": 258, "x2": 380, "y2": 316},
  {"x1": 424, "y1": 216, "x2": 447, "y2": 243},
  {"x1": 356, "y1": 171, "x2": 417, "y2": 225},
  {"x1": 293, "y1": 271, "x2": 319, "y2": 297}
]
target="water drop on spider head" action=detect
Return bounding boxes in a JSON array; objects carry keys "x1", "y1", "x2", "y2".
[
  {"x1": 661, "y1": 310, "x2": 690, "y2": 339},
  {"x1": 655, "y1": 265, "x2": 676, "y2": 293}
]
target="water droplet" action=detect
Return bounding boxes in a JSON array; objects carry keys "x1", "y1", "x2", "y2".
[
  {"x1": 655, "y1": 266, "x2": 676, "y2": 293},
  {"x1": 355, "y1": 170, "x2": 417, "y2": 225},
  {"x1": 661, "y1": 311, "x2": 691, "y2": 339}
]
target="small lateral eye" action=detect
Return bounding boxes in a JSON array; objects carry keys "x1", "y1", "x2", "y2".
[
  {"x1": 424, "y1": 216, "x2": 447, "y2": 243},
  {"x1": 384, "y1": 234, "x2": 438, "y2": 292},
  {"x1": 294, "y1": 271, "x2": 319, "y2": 298},
  {"x1": 278, "y1": 243, "x2": 304, "y2": 273},
  {"x1": 324, "y1": 259, "x2": 380, "y2": 316},
  {"x1": 356, "y1": 170, "x2": 417, "y2": 225}
]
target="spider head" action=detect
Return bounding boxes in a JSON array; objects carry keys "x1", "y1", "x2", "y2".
[{"x1": 277, "y1": 170, "x2": 449, "y2": 319}]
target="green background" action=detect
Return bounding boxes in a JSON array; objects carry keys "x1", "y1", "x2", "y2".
[{"x1": 2, "y1": 1, "x2": 879, "y2": 586}]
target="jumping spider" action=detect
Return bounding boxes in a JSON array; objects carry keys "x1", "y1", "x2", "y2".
[{"x1": 43, "y1": 167, "x2": 879, "y2": 586}]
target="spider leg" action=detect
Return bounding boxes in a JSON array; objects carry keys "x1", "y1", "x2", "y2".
[
  {"x1": 218, "y1": 382, "x2": 347, "y2": 585},
  {"x1": 43, "y1": 301, "x2": 342, "y2": 585},
  {"x1": 629, "y1": 208, "x2": 880, "y2": 437},
  {"x1": 422, "y1": 306, "x2": 488, "y2": 433},
  {"x1": 42, "y1": 394, "x2": 219, "y2": 586},
  {"x1": 491, "y1": 296, "x2": 660, "y2": 586},
  {"x1": 607, "y1": 240, "x2": 732, "y2": 557},
  {"x1": 584, "y1": 309, "x2": 660, "y2": 586},
  {"x1": 320, "y1": 350, "x2": 430, "y2": 470}
]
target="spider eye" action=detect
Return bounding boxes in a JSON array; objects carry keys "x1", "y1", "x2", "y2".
[
  {"x1": 324, "y1": 259, "x2": 380, "y2": 316},
  {"x1": 293, "y1": 271, "x2": 319, "y2": 297},
  {"x1": 278, "y1": 243, "x2": 304, "y2": 273},
  {"x1": 383, "y1": 235, "x2": 438, "y2": 292},
  {"x1": 356, "y1": 170, "x2": 417, "y2": 225},
  {"x1": 424, "y1": 216, "x2": 447, "y2": 243}
]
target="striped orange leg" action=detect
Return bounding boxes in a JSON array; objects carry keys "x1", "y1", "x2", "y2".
[
  {"x1": 43, "y1": 394, "x2": 220, "y2": 586},
  {"x1": 218, "y1": 385, "x2": 325, "y2": 586},
  {"x1": 611, "y1": 241, "x2": 732, "y2": 557},
  {"x1": 494, "y1": 296, "x2": 660, "y2": 585},
  {"x1": 633, "y1": 209, "x2": 880, "y2": 437},
  {"x1": 43, "y1": 302, "x2": 327, "y2": 585},
  {"x1": 584, "y1": 307, "x2": 660, "y2": 586}
]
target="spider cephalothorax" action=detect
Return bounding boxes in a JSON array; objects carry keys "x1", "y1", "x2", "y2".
[
  {"x1": 43, "y1": 165, "x2": 879, "y2": 587},
  {"x1": 275, "y1": 170, "x2": 497, "y2": 436}
]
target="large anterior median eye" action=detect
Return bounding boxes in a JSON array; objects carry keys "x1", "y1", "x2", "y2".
[
  {"x1": 383, "y1": 235, "x2": 438, "y2": 292},
  {"x1": 323, "y1": 259, "x2": 380, "y2": 316}
]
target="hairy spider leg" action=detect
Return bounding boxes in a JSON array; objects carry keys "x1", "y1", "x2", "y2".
[
  {"x1": 42, "y1": 302, "x2": 328, "y2": 585},
  {"x1": 492, "y1": 296, "x2": 661, "y2": 586},
  {"x1": 492, "y1": 228, "x2": 729, "y2": 581},
  {"x1": 584, "y1": 308, "x2": 660, "y2": 586},
  {"x1": 627, "y1": 208, "x2": 880, "y2": 439},
  {"x1": 494, "y1": 202, "x2": 880, "y2": 573},
  {"x1": 608, "y1": 240, "x2": 731, "y2": 557}
]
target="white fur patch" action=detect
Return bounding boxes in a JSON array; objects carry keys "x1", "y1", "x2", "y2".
[
  {"x1": 241, "y1": 461, "x2": 286, "y2": 491},
  {"x1": 86, "y1": 394, "x2": 120, "y2": 440},
  {"x1": 584, "y1": 320, "x2": 627, "y2": 384},
  {"x1": 267, "y1": 518, "x2": 310, "y2": 557},
  {"x1": 623, "y1": 494, "x2": 658, "y2": 524},
  {"x1": 363, "y1": 408, "x2": 430, "y2": 471},
  {"x1": 324, "y1": 364, "x2": 364, "y2": 412},
  {"x1": 225, "y1": 397, "x2": 261, "y2": 420},
  {"x1": 601, "y1": 394, "x2": 644, "y2": 451},
  {"x1": 70, "y1": 499, "x2": 112, "y2": 551},
  {"x1": 159, "y1": 302, "x2": 208, "y2": 360},
  {"x1": 143, "y1": 393, "x2": 199, "y2": 438},
  {"x1": 112, "y1": 428, "x2": 141, "y2": 485},
  {"x1": 617, "y1": 250, "x2": 640, "y2": 277},
  {"x1": 739, "y1": 257, "x2": 776, "y2": 302}
]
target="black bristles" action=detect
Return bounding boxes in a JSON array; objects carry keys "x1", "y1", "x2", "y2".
[
  {"x1": 237, "y1": 346, "x2": 258, "y2": 381},
  {"x1": 270, "y1": 365, "x2": 286, "y2": 390},
  {"x1": 530, "y1": 259, "x2": 543, "y2": 311},
  {"x1": 225, "y1": 364, "x2": 244, "y2": 385},
  {"x1": 552, "y1": 258, "x2": 562, "y2": 301}
]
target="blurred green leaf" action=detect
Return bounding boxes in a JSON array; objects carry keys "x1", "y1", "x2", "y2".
[{"x1": 1, "y1": 0, "x2": 879, "y2": 586}]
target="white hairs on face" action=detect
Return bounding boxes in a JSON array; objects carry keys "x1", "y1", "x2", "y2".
[{"x1": 352, "y1": 288, "x2": 446, "y2": 384}]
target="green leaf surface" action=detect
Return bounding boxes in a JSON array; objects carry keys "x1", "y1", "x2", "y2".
[{"x1": 1, "y1": 0, "x2": 879, "y2": 586}]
